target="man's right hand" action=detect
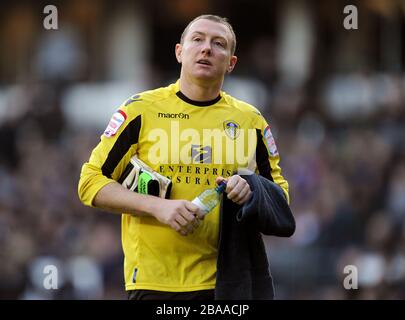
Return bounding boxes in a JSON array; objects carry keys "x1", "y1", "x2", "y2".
[
  {"x1": 92, "y1": 182, "x2": 204, "y2": 236},
  {"x1": 152, "y1": 199, "x2": 204, "y2": 236}
]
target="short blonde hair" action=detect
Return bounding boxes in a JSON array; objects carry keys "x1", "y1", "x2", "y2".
[{"x1": 180, "y1": 14, "x2": 237, "y2": 55}]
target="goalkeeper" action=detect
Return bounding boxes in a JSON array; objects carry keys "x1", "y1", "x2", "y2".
[{"x1": 78, "y1": 14, "x2": 292, "y2": 300}]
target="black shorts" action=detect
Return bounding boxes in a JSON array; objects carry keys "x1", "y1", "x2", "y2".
[{"x1": 127, "y1": 289, "x2": 215, "y2": 300}]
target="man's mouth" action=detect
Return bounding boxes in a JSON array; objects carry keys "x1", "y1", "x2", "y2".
[{"x1": 196, "y1": 59, "x2": 212, "y2": 66}]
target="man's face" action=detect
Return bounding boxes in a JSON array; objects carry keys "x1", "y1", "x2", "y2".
[{"x1": 176, "y1": 19, "x2": 237, "y2": 82}]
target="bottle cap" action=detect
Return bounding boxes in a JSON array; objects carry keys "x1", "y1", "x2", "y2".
[{"x1": 216, "y1": 181, "x2": 227, "y2": 193}]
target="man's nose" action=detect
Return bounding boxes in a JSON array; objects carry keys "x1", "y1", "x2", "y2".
[{"x1": 201, "y1": 41, "x2": 212, "y2": 55}]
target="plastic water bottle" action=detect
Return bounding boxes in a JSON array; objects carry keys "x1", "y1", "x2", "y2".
[{"x1": 191, "y1": 181, "x2": 227, "y2": 216}]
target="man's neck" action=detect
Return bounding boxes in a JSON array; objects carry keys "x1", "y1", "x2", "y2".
[{"x1": 179, "y1": 75, "x2": 223, "y2": 101}]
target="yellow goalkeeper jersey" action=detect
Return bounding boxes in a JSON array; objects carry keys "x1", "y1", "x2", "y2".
[{"x1": 78, "y1": 80, "x2": 289, "y2": 292}]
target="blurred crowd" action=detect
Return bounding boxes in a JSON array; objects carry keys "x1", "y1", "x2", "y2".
[
  {"x1": 264, "y1": 72, "x2": 405, "y2": 299},
  {"x1": 0, "y1": 87, "x2": 125, "y2": 298},
  {"x1": 1, "y1": 0, "x2": 405, "y2": 299}
]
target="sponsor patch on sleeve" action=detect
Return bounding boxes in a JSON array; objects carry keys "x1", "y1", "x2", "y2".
[
  {"x1": 263, "y1": 125, "x2": 279, "y2": 156},
  {"x1": 104, "y1": 110, "x2": 127, "y2": 137}
]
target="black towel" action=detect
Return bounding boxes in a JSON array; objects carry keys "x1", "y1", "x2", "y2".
[{"x1": 215, "y1": 174, "x2": 295, "y2": 300}]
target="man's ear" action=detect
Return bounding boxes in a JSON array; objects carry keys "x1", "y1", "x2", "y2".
[
  {"x1": 175, "y1": 43, "x2": 182, "y2": 63},
  {"x1": 227, "y1": 55, "x2": 238, "y2": 73}
]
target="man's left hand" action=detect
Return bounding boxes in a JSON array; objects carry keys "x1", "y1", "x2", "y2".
[{"x1": 215, "y1": 175, "x2": 252, "y2": 205}]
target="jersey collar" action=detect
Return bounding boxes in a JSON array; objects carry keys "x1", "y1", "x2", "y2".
[
  {"x1": 173, "y1": 79, "x2": 222, "y2": 107},
  {"x1": 176, "y1": 91, "x2": 221, "y2": 107}
]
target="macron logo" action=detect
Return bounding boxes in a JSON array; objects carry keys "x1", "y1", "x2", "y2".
[{"x1": 158, "y1": 112, "x2": 190, "y2": 120}]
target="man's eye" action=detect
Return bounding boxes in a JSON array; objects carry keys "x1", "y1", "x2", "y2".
[
  {"x1": 215, "y1": 41, "x2": 225, "y2": 47},
  {"x1": 193, "y1": 38, "x2": 201, "y2": 42}
]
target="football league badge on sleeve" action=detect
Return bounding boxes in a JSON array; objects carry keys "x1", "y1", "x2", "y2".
[
  {"x1": 264, "y1": 125, "x2": 279, "y2": 156},
  {"x1": 104, "y1": 110, "x2": 127, "y2": 137}
]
